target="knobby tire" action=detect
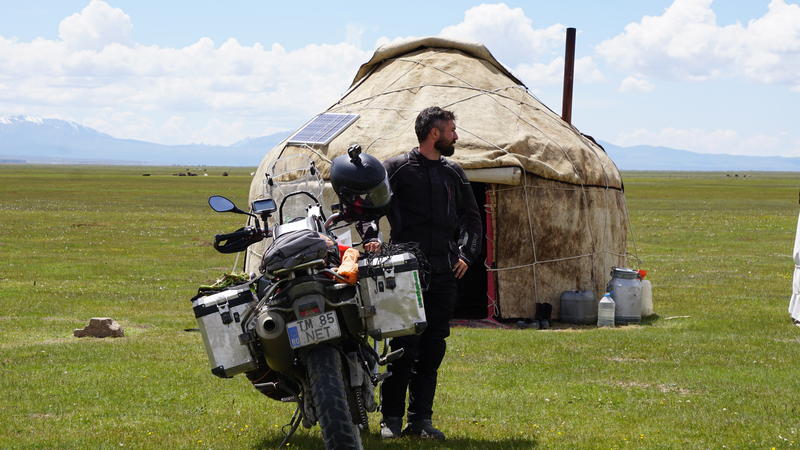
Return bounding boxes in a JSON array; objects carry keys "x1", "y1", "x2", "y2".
[{"x1": 304, "y1": 345, "x2": 362, "y2": 450}]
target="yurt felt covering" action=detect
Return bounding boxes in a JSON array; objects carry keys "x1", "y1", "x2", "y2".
[{"x1": 247, "y1": 37, "x2": 630, "y2": 319}]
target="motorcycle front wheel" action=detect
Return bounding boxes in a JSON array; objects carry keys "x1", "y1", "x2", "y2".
[{"x1": 304, "y1": 345, "x2": 363, "y2": 450}]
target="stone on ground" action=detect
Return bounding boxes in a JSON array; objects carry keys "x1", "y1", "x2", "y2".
[{"x1": 73, "y1": 317, "x2": 124, "y2": 338}]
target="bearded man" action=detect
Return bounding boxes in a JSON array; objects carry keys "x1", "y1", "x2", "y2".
[{"x1": 364, "y1": 106, "x2": 482, "y2": 440}]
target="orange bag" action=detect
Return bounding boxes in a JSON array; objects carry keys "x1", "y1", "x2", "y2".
[{"x1": 336, "y1": 247, "x2": 360, "y2": 284}]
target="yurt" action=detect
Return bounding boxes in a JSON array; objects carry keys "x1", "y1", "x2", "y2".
[{"x1": 246, "y1": 37, "x2": 630, "y2": 321}]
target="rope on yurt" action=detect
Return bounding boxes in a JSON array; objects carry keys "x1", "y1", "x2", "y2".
[
  {"x1": 337, "y1": 62, "x2": 416, "y2": 114},
  {"x1": 385, "y1": 59, "x2": 430, "y2": 90},
  {"x1": 374, "y1": 53, "x2": 528, "y2": 105},
  {"x1": 362, "y1": 116, "x2": 418, "y2": 153},
  {"x1": 334, "y1": 83, "x2": 523, "y2": 110},
  {"x1": 608, "y1": 251, "x2": 642, "y2": 266},
  {"x1": 440, "y1": 86, "x2": 523, "y2": 110},
  {"x1": 487, "y1": 253, "x2": 595, "y2": 271},
  {"x1": 397, "y1": 53, "x2": 479, "y2": 88}
]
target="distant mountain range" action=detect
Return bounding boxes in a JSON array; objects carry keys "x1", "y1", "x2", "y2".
[
  {"x1": 1, "y1": 115, "x2": 798, "y2": 170},
  {"x1": 599, "y1": 140, "x2": 800, "y2": 171},
  {"x1": 0, "y1": 116, "x2": 287, "y2": 166}
]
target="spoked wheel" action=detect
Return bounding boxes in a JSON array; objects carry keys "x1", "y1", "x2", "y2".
[{"x1": 303, "y1": 345, "x2": 363, "y2": 450}]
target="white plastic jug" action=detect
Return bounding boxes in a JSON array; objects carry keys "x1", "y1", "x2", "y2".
[
  {"x1": 641, "y1": 280, "x2": 654, "y2": 317},
  {"x1": 597, "y1": 293, "x2": 615, "y2": 327}
]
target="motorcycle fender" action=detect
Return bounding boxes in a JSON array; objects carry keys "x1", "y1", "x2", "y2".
[
  {"x1": 337, "y1": 303, "x2": 365, "y2": 335},
  {"x1": 344, "y1": 351, "x2": 363, "y2": 387}
]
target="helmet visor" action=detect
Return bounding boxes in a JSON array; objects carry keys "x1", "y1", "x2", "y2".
[{"x1": 341, "y1": 177, "x2": 391, "y2": 209}]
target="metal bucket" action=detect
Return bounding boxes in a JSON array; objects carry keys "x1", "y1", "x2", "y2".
[{"x1": 607, "y1": 267, "x2": 642, "y2": 324}]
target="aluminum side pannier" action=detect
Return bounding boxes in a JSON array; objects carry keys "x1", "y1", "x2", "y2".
[{"x1": 357, "y1": 252, "x2": 427, "y2": 339}]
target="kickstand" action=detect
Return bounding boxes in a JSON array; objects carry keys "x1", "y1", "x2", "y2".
[{"x1": 279, "y1": 405, "x2": 302, "y2": 448}]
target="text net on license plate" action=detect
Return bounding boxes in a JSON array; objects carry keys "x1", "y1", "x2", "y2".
[{"x1": 287, "y1": 312, "x2": 341, "y2": 349}]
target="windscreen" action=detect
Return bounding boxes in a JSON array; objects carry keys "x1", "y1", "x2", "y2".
[{"x1": 265, "y1": 155, "x2": 324, "y2": 224}]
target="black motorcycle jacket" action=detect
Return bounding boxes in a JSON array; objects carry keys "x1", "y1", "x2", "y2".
[{"x1": 377, "y1": 148, "x2": 482, "y2": 273}]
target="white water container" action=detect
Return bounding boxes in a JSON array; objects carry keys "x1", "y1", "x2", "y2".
[
  {"x1": 607, "y1": 267, "x2": 642, "y2": 324},
  {"x1": 597, "y1": 293, "x2": 615, "y2": 327},
  {"x1": 641, "y1": 280, "x2": 654, "y2": 317}
]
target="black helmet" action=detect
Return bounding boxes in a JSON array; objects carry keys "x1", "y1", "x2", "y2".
[{"x1": 331, "y1": 144, "x2": 391, "y2": 221}]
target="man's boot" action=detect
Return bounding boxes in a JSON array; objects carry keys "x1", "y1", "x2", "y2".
[
  {"x1": 534, "y1": 302, "x2": 552, "y2": 329},
  {"x1": 380, "y1": 416, "x2": 403, "y2": 440},
  {"x1": 402, "y1": 419, "x2": 446, "y2": 440}
]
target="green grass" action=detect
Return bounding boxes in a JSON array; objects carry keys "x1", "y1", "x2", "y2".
[{"x1": 1, "y1": 165, "x2": 799, "y2": 448}]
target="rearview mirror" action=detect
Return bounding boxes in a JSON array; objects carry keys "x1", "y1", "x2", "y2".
[{"x1": 208, "y1": 195, "x2": 236, "y2": 213}]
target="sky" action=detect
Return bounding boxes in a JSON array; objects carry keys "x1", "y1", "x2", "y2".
[{"x1": 1, "y1": 0, "x2": 799, "y2": 157}]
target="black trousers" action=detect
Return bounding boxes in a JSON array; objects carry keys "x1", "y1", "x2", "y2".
[{"x1": 380, "y1": 272, "x2": 457, "y2": 422}]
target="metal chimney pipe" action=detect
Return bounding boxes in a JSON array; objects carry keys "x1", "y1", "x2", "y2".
[{"x1": 561, "y1": 27, "x2": 576, "y2": 124}]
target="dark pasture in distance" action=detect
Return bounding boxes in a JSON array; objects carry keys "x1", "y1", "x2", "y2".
[{"x1": 0, "y1": 165, "x2": 798, "y2": 448}]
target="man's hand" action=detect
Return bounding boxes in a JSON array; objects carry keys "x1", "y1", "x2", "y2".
[
  {"x1": 363, "y1": 241, "x2": 381, "y2": 253},
  {"x1": 452, "y1": 258, "x2": 469, "y2": 279}
]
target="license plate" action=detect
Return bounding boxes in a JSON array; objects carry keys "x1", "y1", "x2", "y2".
[{"x1": 287, "y1": 312, "x2": 341, "y2": 349}]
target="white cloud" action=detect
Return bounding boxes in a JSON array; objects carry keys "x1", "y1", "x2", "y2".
[
  {"x1": 1, "y1": 1, "x2": 606, "y2": 145},
  {"x1": 439, "y1": 3, "x2": 565, "y2": 67},
  {"x1": 597, "y1": 0, "x2": 800, "y2": 88},
  {"x1": 426, "y1": 3, "x2": 602, "y2": 86},
  {"x1": 0, "y1": 1, "x2": 370, "y2": 145},
  {"x1": 58, "y1": 0, "x2": 133, "y2": 50},
  {"x1": 576, "y1": 57, "x2": 605, "y2": 83},
  {"x1": 614, "y1": 127, "x2": 800, "y2": 157},
  {"x1": 619, "y1": 75, "x2": 654, "y2": 93},
  {"x1": 513, "y1": 58, "x2": 564, "y2": 86},
  {"x1": 514, "y1": 56, "x2": 604, "y2": 86}
]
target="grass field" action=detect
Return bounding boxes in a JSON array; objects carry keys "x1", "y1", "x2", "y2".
[{"x1": 1, "y1": 165, "x2": 799, "y2": 449}]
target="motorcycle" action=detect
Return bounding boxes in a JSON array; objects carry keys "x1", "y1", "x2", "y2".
[{"x1": 191, "y1": 151, "x2": 426, "y2": 449}]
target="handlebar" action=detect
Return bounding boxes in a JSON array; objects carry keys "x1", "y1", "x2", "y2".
[
  {"x1": 217, "y1": 227, "x2": 255, "y2": 241},
  {"x1": 213, "y1": 226, "x2": 266, "y2": 253}
]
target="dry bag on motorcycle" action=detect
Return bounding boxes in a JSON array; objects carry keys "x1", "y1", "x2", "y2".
[
  {"x1": 260, "y1": 229, "x2": 330, "y2": 273},
  {"x1": 191, "y1": 284, "x2": 258, "y2": 378},
  {"x1": 357, "y1": 252, "x2": 427, "y2": 339}
]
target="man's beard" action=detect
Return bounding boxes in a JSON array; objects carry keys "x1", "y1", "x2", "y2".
[{"x1": 435, "y1": 137, "x2": 455, "y2": 156}]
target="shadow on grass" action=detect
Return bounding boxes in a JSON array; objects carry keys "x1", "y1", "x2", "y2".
[
  {"x1": 641, "y1": 314, "x2": 661, "y2": 326},
  {"x1": 253, "y1": 433, "x2": 538, "y2": 449},
  {"x1": 517, "y1": 314, "x2": 662, "y2": 332}
]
